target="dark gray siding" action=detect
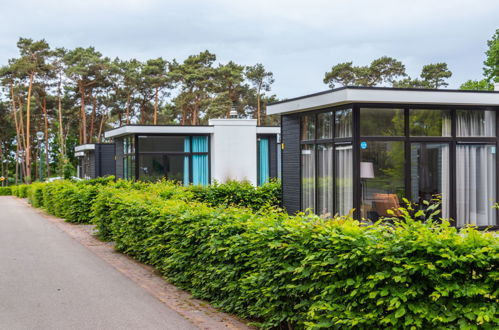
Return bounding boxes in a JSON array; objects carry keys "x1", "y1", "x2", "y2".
[
  {"x1": 85, "y1": 151, "x2": 96, "y2": 179},
  {"x1": 96, "y1": 144, "x2": 116, "y2": 177},
  {"x1": 115, "y1": 138, "x2": 124, "y2": 179},
  {"x1": 282, "y1": 114, "x2": 301, "y2": 214}
]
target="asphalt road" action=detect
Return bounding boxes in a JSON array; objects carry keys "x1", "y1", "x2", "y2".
[{"x1": 0, "y1": 196, "x2": 198, "y2": 330}]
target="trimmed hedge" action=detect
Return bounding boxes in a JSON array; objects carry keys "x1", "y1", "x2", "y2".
[
  {"x1": 10, "y1": 179, "x2": 499, "y2": 329},
  {"x1": 0, "y1": 186, "x2": 11, "y2": 195}
]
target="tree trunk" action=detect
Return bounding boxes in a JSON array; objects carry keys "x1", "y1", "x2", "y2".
[
  {"x1": 42, "y1": 96, "x2": 50, "y2": 178},
  {"x1": 25, "y1": 72, "x2": 34, "y2": 183},
  {"x1": 10, "y1": 82, "x2": 22, "y2": 184},
  {"x1": 97, "y1": 114, "x2": 106, "y2": 143},
  {"x1": 79, "y1": 82, "x2": 87, "y2": 144},
  {"x1": 89, "y1": 95, "x2": 97, "y2": 143},
  {"x1": 125, "y1": 92, "x2": 131, "y2": 125},
  {"x1": 154, "y1": 87, "x2": 159, "y2": 125},
  {"x1": 257, "y1": 92, "x2": 261, "y2": 126},
  {"x1": 57, "y1": 74, "x2": 65, "y2": 158}
]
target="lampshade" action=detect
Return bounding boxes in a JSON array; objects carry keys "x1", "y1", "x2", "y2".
[{"x1": 360, "y1": 162, "x2": 375, "y2": 179}]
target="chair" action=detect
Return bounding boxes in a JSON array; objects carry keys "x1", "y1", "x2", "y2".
[{"x1": 373, "y1": 193, "x2": 402, "y2": 217}]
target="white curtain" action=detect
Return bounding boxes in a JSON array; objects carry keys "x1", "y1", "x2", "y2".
[
  {"x1": 456, "y1": 145, "x2": 496, "y2": 226},
  {"x1": 301, "y1": 145, "x2": 315, "y2": 211},
  {"x1": 336, "y1": 145, "x2": 353, "y2": 215},
  {"x1": 317, "y1": 144, "x2": 333, "y2": 215},
  {"x1": 456, "y1": 111, "x2": 496, "y2": 137},
  {"x1": 440, "y1": 145, "x2": 450, "y2": 219}
]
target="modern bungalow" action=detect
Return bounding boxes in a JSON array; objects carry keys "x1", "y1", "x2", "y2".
[
  {"x1": 103, "y1": 118, "x2": 280, "y2": 186},
  {"x1": 75, "y1": 143, "x2": 116, "y2": 179},
  {"x1": 267, "y1": 85, "x2": 499, "y2": 228}
]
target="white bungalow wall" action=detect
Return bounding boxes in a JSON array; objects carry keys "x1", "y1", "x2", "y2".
[{"x1": 209, "y1": 119, "x2": 258, "y2": 185}]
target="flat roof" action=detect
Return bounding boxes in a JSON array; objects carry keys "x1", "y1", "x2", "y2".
[
  {"x1": 267, "y1": 86, "x2": 499, "y2": 115},
  {"x1": 75, "y1": 144, "x2": 95, "y2": 152},
  {"x1": 104, "y1": 124, "x2": 280, "y2": 139},
  {"x1": 105, "y1": 125, "x2": 215, "y2": 138}
]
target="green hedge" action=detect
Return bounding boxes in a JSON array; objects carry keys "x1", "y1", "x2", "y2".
[
  {"x1": 14, "y1": 179, "x2": 499, "y2": 329},
  {"x1": 0, "y1": 186, "x2": 11, "y2": 195}
]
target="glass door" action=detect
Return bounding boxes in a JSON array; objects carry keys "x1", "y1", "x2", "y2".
[{"x1": 410, "y1": 143, "x2": 450, "y2": 218}]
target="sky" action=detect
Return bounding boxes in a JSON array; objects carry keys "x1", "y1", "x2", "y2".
[{"x1": 0, "y1": 0, "x2": 497, "y2": 99}]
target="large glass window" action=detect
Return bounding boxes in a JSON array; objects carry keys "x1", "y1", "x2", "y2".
[
  {"x1": 456, "y1": 144, "x2": 496, "y2": 226},
  {"x1": 410, "y1": 109, "x2": 451, "y2": 136},
  {"x1": 360, "y1": 141, "x2": 405, "y2": 220},
  {"x1": 335, "y1": 144, "x2": 353, "y2": 215},
  {"x1": 134, "y1": 135, "x2": 209, "y2": 185},
  {"x1": 301, "y1": 144, "x2": 315, "y2": 212},
  {"x1": 456, "y1": 110, "x2": 496, "y2": 137},
  {"x1": 317, "y1": 144, "x2": 333, "y2": 215},
  {"x1": 410, "y1": 143, "x2": 450, "y2": 218},
  {"x1": 360, "y1": 108, "x2": 404, "y2": 136}
]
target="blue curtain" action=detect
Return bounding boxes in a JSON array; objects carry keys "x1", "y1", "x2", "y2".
[
  {"x1": 259, "y1": 138, "x2": 270, "y2": 186},
  {"x1": 183, "y1": 137, "x2": 190, "y2": 186},
  {"x1": 192, "y1": 136, "x2": 209, "y2": 186}
]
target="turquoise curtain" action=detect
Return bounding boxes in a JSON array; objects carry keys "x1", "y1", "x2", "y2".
[
  {"x1": 259, "y1": 138, "x2": 270, "y2": 186},
  {"x1": 192, "y1": 136, "x2": 209, "y2": 186},
  {"x1": 183, "y1": 137, "x2": 190, "y2": 186}
]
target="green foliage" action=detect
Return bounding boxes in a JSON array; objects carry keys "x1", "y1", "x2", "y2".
[
  {"x1": 0, "y1": 186, "x2": 12, "y2": 195},
  {"x1": 189, "y1": 180, "x2": 281, "y2": 211},
  {"x1": 460, "y1": 79, "x2": 494, "y2": 91},
  {"x1": 324, "y1": 57, "x2": 406, "y2": 88},
  {"x1": 484, "y1": 29, "x2": 499, "y2": 83}
]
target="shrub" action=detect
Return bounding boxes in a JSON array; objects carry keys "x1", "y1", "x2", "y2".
[
  {"x1": 0, "y1": 186, "x2": 12, "y2": 196},
  {"x1": 190, "y1": 180, "x2": 281, "y2": 211}
]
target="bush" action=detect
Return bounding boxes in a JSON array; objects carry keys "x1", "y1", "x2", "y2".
[
  {"x1": 0, "y1": 186, "x2": 12, "y2": 195},
  {"x1": 190, "y1": 180, "x2": 281, "y2": 211},
  {"x1": 90, "y1": 191, "x2": 498, "y2": 329}
]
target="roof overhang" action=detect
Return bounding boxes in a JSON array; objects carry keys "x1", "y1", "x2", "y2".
[
  {"x1": 267, "y1": 87, "x2": 499, "y2": 115},
  {"x1": 104, "y1": 125, "x2": 215, "y2": 139},
  {"x1": 75, "y1": 144, "x2": 95, "y2": 152},
  {"x1": 256, "y1": 126, "x2": 280, "y2": 134}
]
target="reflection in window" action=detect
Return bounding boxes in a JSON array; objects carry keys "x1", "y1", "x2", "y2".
[
  {"x1": 410, "y1": 109, "x2": 451, "y2": 136},
  {"x1": 335, "y1": 109, "x2": 352, "y2": 138},
  {"x1": 301, "y1": 144, "x2": 315, "y2": 211},
  {"x1": 317, "y1": 112, "x2": 333, "y2": 139},
  {"x1": 300, "y1": 115, "x2": 315, "y2": 140},
  {"x1": 138, "y1": 136, "x2": 186, "y2": 152},
  {"x1": 456, "y1": 144, "x2": 496, "y2": 226},
  {"x1": 317, "y1": 144, "x2": 333, "y2": 215},
  {"x1": 335, "y1": 144, "x2": 353, "y2": 215},
  {"x1": 360, "y1": 141, "x2": 405, "y2": 220},
  {"x1": 456, "y1": 110, "x2": 496, "y2": 137},
  {"x1": 360, "y1": 108, "x2": 404, "y2": 136},
  {"x1": 139, "y1": 154, "x2": 186, "y2": 182},
  {"x1": 410, "y1": 143, "x2": 450, "y2": 218}
]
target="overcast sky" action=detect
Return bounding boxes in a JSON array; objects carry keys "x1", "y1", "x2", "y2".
[{"x1": 0, "y1": 0, "x2": 497, "y2": 98}]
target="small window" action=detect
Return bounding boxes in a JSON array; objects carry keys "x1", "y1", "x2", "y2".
[
  {"x1": 335, "y1": 108, "x2": 352, "y2": 138},
  {"x1": 410, "y1": 109, "x2": 451, "y2": 136},
  {"x1": 360, "y1": 108, "x2": 404, "y2": 136},
  {"x1": 456, "y1": 110, "x2": 496, "y2": 137},
  {"x1": 300, "y1": 115, "x2": 315, "y2": 141},
  {"x1": 317, "y1": 112, "x2": 333, "y2": 139}
]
